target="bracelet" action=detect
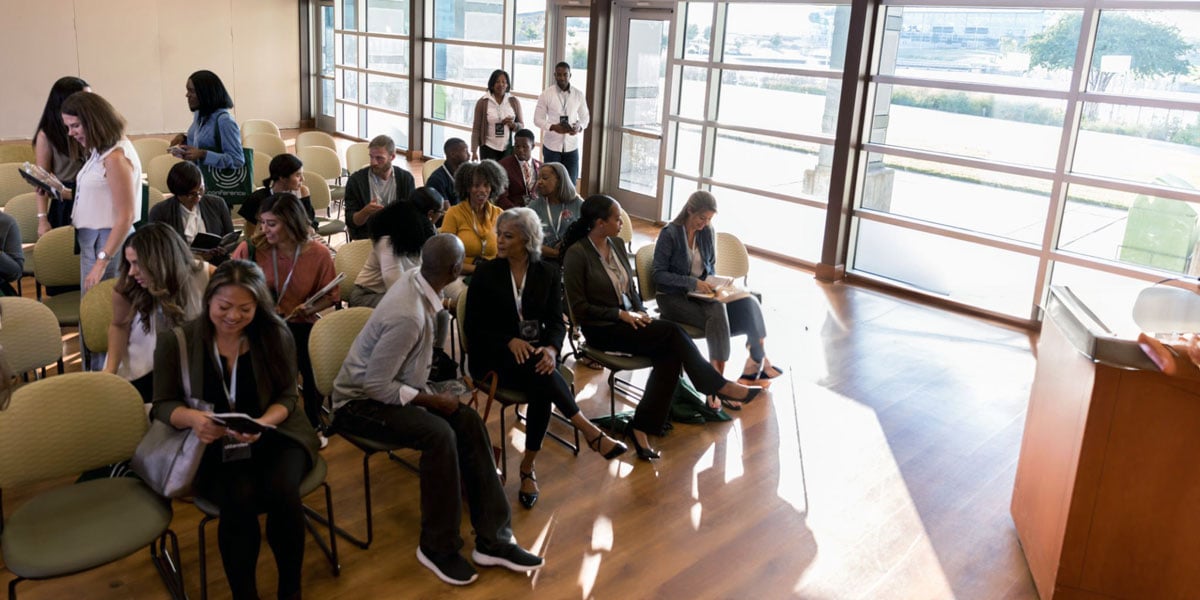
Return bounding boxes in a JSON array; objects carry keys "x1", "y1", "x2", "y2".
[{"x1": 37, "y1": 213, "x2": 47, "y2": 218}]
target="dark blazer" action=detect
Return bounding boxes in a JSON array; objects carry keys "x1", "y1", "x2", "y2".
[
  {"x1": 563, "y1": 236, "x2": 644, "y2": 327},
  {"x1": 465, "y1": 257, "x2": 564, "y2": 377},
  {"x1": 150, "y1": 318, "x2": 319, "y2": 468},
  {"x1": 344, "y1": 166, "x2": 417, "y2": 240},
  {"x1": 495, "y1": 155, "x2": 542, "y2": 209},
  {"x1": 425, "y1": 164, "x2": 458, "y2": 206},
  {"x1": 148, "y1": 195, "x2": 235, "y2": 243},
  {"x1": 652, "y1": 222, "x2": 715, "y2": 295}
]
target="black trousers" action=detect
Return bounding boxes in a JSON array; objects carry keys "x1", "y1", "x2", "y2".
[
  {"x1": 335, "y1": 400, "x2": 513, "y2": 556},
  {"x1": 195, "y1": 434, "x2": 309, "y2": 600},
  {"x1": 471, "y1": 350, "x2": 580, "y2": 453},
  {"x1": 582, "y1": 320, "x2": 727, "y2": 435},
  {"x1": 287, "y1": 321, "x2": 322, "y2": 428},
  {"x1": 479, "y1": 145, "x2": 506, "y2": 161}
]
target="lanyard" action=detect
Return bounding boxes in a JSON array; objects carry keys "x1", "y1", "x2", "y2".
[
  {"x1": 272, "y1": 246, "x2": 302, "y2": 304},
  {"x1": 510, "y1": 265, "x2": 527, "y2": 320},
  {"x1": 469, "y1": 208, "x2": 488, "y2": 254},
  {"x1": 559, "y1": 88, "x2": 570, "y2": 115},
  {"x1": 543, "y1": 202, "x2": 565, "y2": 239},
  {"x1": 212, "y1": 339, "x2": 242, "y2": 409}
]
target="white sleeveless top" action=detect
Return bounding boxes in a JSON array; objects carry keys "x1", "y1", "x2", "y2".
[
  {"x1": 110, "y1": 267, "x2": 208, "y2": 381},
  {"x1": 73, "y1": 138, "x2": 143, "y2": 230}
]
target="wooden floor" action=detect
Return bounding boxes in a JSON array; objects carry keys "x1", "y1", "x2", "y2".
[{"x1": 1, "y1": 142, "x2": 1042, "y2": 599}]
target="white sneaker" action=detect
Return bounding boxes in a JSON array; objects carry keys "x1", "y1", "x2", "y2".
[{"x1": 318, "y1": 433, "x2": 329, "y2": 450}]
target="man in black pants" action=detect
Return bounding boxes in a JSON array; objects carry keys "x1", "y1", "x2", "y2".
[{"x1": 331, "y1": 234, "x2": 544, "y2": 586}]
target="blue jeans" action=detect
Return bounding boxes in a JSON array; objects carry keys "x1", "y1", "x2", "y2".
[
  {"x1": 541, "y1": 148, "x2": 579, "y2": 184},
  {"x1": 77, "y1": 227, "x2": 124, "y2": 370}
]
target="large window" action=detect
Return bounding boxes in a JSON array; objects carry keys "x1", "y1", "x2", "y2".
[
  {"x1": 333, "y1": 0, "x2": 412, "y2": 146},
  {"x1": 852, "y1": 5, "x2": 1200, "y2": 320}
]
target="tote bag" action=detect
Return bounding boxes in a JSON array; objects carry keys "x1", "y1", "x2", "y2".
[{"x1": 200, "y1": 113, "x2": 255, "y2": 209}]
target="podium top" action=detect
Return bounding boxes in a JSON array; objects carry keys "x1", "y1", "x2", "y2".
[{"x1": 1044, "y1": 286, "x2": 1158, "y2": 371}]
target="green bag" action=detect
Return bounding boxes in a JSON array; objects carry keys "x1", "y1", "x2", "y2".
[
  {"x1": 671, "y1": 377, "x2": 731, "y2": 423},
  {"x1": 199, "y1": 113, "x2": 255, "y2": 209}
]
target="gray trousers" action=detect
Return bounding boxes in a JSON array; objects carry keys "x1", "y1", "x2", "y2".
[{"x1": 656, "y1": 293, "x2": 767, "y2": 362}]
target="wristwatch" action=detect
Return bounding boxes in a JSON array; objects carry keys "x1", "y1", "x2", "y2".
[{"x1": 97, "y1": 250, "x2": 110, "y2": 261}]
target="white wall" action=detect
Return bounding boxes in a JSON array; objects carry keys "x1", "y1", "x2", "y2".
[{"x1": 0, "y1": 0, "x2": 301, "y2": 140}]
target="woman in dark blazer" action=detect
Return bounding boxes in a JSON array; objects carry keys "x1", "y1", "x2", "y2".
[
  {"x1": 151, "y1": 259, "x2": 318, "y2": 600},
  {"x1": 466, "y1": 207, "x2": 627, "y2": 509},
  {"x1": 653, "y1": 191, "x2": 779, "y2": 398},
  {"x1": 561, "y1": 195, "x2": 764, "y2": 461},
  {"x1": 150, "y1": 161, "x2": 235, "y2": 264}
]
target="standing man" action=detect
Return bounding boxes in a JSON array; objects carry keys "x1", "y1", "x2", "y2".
[
  {"x1": 426, "y1": 137, "x2": 469, "y2": 207},
  {"x1": 495, "y1": 129, "x2": 541, "y2": 209},
  {"x1": 534, "y1": 62, "x2": 590, "y2": 184},
  {"x1": 344, "y1": 134, "x2": 417, "y2": 240},
  {"x1": 331, "y1": 234, "x2": 545, "y2": 586}
]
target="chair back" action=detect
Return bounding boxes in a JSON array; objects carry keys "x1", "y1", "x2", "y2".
[
  {"x1": 79, "y1": 278, "x2": 118, "y2": 354},
  {"x1": 241, "y1": 119, "x2": 281, "y2": 139},
  {"x1": 244, "y1": 133, "x2": 288, "y2": 157},
  {"x1": 634, "y1": 243, "x2": 657, "y2": 303},
  {"x1": 305, "y1": 171, "x2": 332, "y2": 212},
  {"x1": 455, "y1": 288, "x2": 470, "y2": 355},
  {"x1": 714, "y1": 231, "x2": 750, "y2": 284},
  {"x1": 297, "y1": 131, "x2": 338, "y2": 152},
  {"x1": 0, "y1": 162, "x2": 26, "y2": 208},
  {"x1": 252, "y1": 151, "x2": 273, "y2": 187},
  {"x1": 0, "y1": 297, "x2": 63, "y2": 375},
  {"x1": 422, "y1": 158, "x2": 445, "y2": 183},
  {"x1": 297, "y1": 146, "x2": 342, "y2": 181},
  {"x1": 131, "y1": 138, "x2": 170, "y2": 172},
  {"x1": 145, "y1": 154, "x2": 183, "y2": 194},
  {"x1": 617, "y1": 207, "x2": 634, "y2": 250},
  {"x1": 0, "y1": 144, "x2": 35, "y2": 164},
  {"x1": 32, "y1": 225, "x2": 79, "y2": 288},
  {"x1": 6, "y1": 192, "x2": 41, "y2": 244},
  {"x1": 346, "y1": 142, "x2": 370, "y2": 173},
  {"x1": 0, "y1": 372, "x2": 146, "y2": 488},
  {"x1": 147, "y1": 187, "x2": 166, "y2": 212},
  {"x1": 333, "y1": 239, "x2": 372, "y2": 299},
  {"x1": 309, "y1": 307, "x2": 373, "y2": 396}
]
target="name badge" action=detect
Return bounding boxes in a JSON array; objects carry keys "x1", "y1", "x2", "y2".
[
  {"x1": 494, "y1": 123, "x2": 505, "y2": 136},
  {"x1": 222, "y1": 441, "x2": 252, "y2": 463},
  {"x1": 518, "y1": 319, "x2": 540, "y2": 341}
]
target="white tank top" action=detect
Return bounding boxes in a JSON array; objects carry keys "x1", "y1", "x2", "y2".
[{"x1": 73, "y1": 138, "x2": 143, "y2": 230}]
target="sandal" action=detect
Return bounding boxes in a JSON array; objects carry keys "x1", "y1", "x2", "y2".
[
  {"x1": 716, "y1": 386, "x2": 764, "y2": 407},
  {"x1": 518, "y1": 470, "x2": 538, "y2": 509},
  {"x1": 587, "y1": 432, "x2": 629, "y2": 460},
  {"x1": 577, "y1": 355, "x2": 604, "y2": 370}
]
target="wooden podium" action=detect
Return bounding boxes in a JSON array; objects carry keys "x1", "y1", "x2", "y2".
[{"x1": 1011, "y1": 287, "x2": 1200, "y2": 599}]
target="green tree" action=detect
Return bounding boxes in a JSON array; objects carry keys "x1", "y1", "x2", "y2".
[{"x1": 1026, "y1": 13, "x2": 1193, "y2": 92}]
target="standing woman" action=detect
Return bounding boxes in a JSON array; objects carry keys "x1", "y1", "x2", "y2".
[
  {"x1": 562, "y1": 195, "x2": 763, "y2": 460},
  {"x1": 151, "y1": 259, "x2": 318, "y2": 600},
  {"x1": 167, "y1": 70, "x2": 245, "y2": 170},
  {"x1": 653, "y1": 191, "x2": 781, "y2": 398},
  {"x1": 105, "y1": 224, "x2": 209, "y2": 402},
  {"x1": 232, "y1": 194, "x2": 339, "y2": 439},
  {"x1": 466, "y1": 208, "x2": 626, "y2": 508},
  {"x1": 62, "y1": 91, "x2": 142, "y2": 371},
  {"x1": 32, "y1": 76, "x2": 89, "y2": 236},
  {"x1": 471, "y1": 69, "x2": 524, "y2": 162},
  {"x1": 349, "y1": 187, "x2": 444, "y2": 308},
  {"x1": 237, "y1": 154, "x2": 318, "y2": 239},
  {"x1": 526, "y1": 162, "x2": 582, "y2": 261}
]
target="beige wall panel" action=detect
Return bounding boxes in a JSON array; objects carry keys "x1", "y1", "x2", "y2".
[
  {"x1": 156, "y1": 1, "x2": 237, "y2": 134},
  {"x1": 230, "y1": 0, "x2": 301, "y2": 128},
  {"x1": 0, "y1": 0, "x2": 82, "y2": 139},
  {"x1": 74, "y1": 0, "x2": 166, "y2": 135}
]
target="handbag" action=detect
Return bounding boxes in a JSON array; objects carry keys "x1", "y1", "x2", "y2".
[
  {"x1": 199, "y1": 113, "x2": 255, "y2": 209},
  {"x1": 131, "y1": 326, "x2": 212, "y2": 498}
]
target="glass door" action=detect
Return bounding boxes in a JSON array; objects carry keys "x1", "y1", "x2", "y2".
[
  {"x1": 316, "y1": 0, "x2": 336, "y2": 131},
  {"x1": 605, "y1": 7, "x2": 673, "y2": 218}
]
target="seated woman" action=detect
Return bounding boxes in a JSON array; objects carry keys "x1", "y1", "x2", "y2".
[
  {"x1": 526, "y1": 162, "x2": 582, "y2": 262},
  {"x1": 232, "y1": 194, "x2": 339, "y2": 439},
  {"x1": 150, "y1": 161, "x2": 236, "y2": 265},
  {"x1": 653, "y1": 191, "x2": 782, "y2": 406},
  {"x1": 104, "y1": 224, "x2": 210, "y2": 402},
  {"x1": 349, "y1": 187, "x2": 444, "y2": 308},
  {"x1": 562, "y1": 195, "x2": 764, "y2": 460},
  {"x1": 151, "y1": 259, "x2": 319, "y2": 600},
  {"x1": 439, "y1": 160, "x2": 506, "y2": 300},
  {"x1": 237, "y1": 154, "x2": 318, "y2": 239},
  {"x1": 465, "y1": 208, "x2": 627, "y2": 508}
]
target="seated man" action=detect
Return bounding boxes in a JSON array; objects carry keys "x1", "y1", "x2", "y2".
[
  {"x1": 495, "y1": 129, "x2": 541, "y2": 209},
  {"x1": 344, "y1": 134, "x2": 417, "y2": 240},
  {"x1": 425, "y1": 137, "x2": 469, "y2": 207},
  {"x1": 331, "y1": 233, "x2": 544, "y2": 586}
]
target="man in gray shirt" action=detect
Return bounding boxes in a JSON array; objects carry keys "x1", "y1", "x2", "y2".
[{"x1": 331, "y1": 234, "x2": 544, "y2": 586}]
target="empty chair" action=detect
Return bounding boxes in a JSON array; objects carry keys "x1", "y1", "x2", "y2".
[
  {"x1": 145, "y1": 154, "x2": 183, "y2": 195},
  {"x1": 0, "y1": 161, "x2": 26, "y2": 208},
  {"x1": 131, "y1": 138, "x2": 170, "y2": 172},
  {"x1": 0, "y1": 296, "x2": 64, "y2": 377},
  {"x1": 0, "y1": 372, "x2": 185, "y2": 599},
  {"x1": 617, "y1": 207, "x2": 634, "y2": 253},
  {"x1": 241, "y1": 119, "x2": 281, "y2": 139},
  {"x1": 305, "y1": 171, "x2": 347, "y2": 240},
  {"x1": 421, "y1": 158, "x2": 445, "y2": 184},
  {"x1": 5, "y1": 192, "x2": 40, "y2": 296},
  {"x1": 244, "y1": 132, "x2": 288, "y2": 157},
  {"x1": 0, "y1": 144, "x2": 36, "y2": 164},
  {"x1": 297, "y1": 145, "x2": 342, "y2": 183},
  {"x1": 333, "y1": 239, "x2": 372, "y2": 303},
  {"x1": 252, "y1": 150, "x2": 273, "y2": 188},
  {"x1": 715, "y1": 231, "x2": 751, "y2": 285},
  {"x1": 297, "y1": 131, "x2": 338, "y2": 153},
  {"x1": 79, "y1": 278, "x2": 117, "y2": 355},
  {"x1": 31, "y1": 225, "x2": 81, "y2": 328},
  {"x1": 146, "y1": 186, "x2": 166, "y2": 212},
  {"x1": 345, "y1": 142, "x2": 370, "y2": 173}
]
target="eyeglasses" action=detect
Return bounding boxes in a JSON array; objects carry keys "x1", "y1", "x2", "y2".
[{"x1": 182, "y1": 188, "x2": 206, "y2": 199}]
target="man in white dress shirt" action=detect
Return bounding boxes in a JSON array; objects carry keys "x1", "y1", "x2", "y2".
[{"x1": 533, "y1": 62, "x2": 590, "y2": 184}]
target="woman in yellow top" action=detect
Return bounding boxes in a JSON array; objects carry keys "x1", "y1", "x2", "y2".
[{"x1": 439, "y1": 160, "x2": 506, "y2": 294}]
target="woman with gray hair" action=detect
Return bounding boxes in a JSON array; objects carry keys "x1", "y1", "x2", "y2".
[
  {"x1": 652, "y1": 191, "x2": 780, "y2": 408},
  {"x1": 527, "y1": 162, "x2": 582, "y2": 260},
  {"x1": 465, "y1": 207, "x2": 628, "y2": 509}
]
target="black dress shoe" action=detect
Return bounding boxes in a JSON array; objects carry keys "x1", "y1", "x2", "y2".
[
  {"x1": 628, "y1": 430, "x2": 660, "y2": 461},
  {"x1": 587, "y1": 432, "x2": 629, "y2": 459},
  {"x1": 517, "y1": 470, "x2": 538, "y2": 509},
  {"x1": 716, "y1": 386, "x2": 764, "y2": 406}
]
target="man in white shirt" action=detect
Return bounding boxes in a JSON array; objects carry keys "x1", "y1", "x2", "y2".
[{"x1": 533, "y1": 62, "x2": 590, "y2": 184}]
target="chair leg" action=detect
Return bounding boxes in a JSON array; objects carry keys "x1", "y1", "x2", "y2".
[
  {"x1": 149, "y1": 528, "x2": 186, "y2": 600},
  {"x1": 301, "y1": 482, "x2": 341, "y2": 576},
  {"x1": 499, "y1": 405, "x2": 509, "y2": 484},
  {"x1": 198, "y1": 514, "x2": 216, "y2": 600},
  {"x1": 305, "y1": 452, "x2": 373, "y2": 549}
]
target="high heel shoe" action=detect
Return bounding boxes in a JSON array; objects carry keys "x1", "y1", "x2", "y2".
[
  {"x1": 628, "y1": 430, "x2": 660, "y2": 461},
  {"x1": 716, "y1": 385, "x2": 765, "y2": 406},
  {"x1": 517, "y1": 470, "x2": 538, "y2": 509},
  {"x1": 587, "y1": 432, "x2": 628, "y2": 460}
]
